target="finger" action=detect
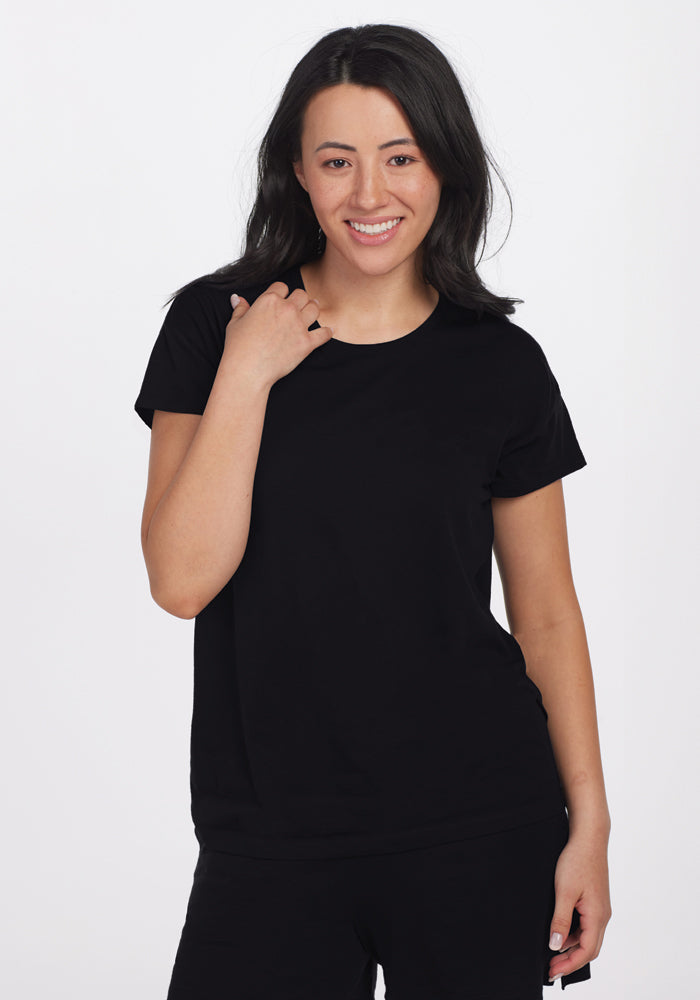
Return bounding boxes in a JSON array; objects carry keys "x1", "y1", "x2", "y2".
[
  {"x1": 549, "y1": 948, "x2": 589, "y2": 976},
  {"x1": 229, "y1": 293, "x2": 250, "y2": 316},
  {"x1": 549, "y1": 931, "x2": 582, "y2": 973},
  {"x1": 262, "y1": 281, "x2": 290, "y2": 299},
  {"x1": 309, "y1": 323, "x2": 334, "y2": 345},
  {"x1": 549, "y1": 896, "x2": 577, "y2": 955},
  {"x1": 299, "y1": 297, "x2": 321, "y2": 322},
  {"x1": 549, "y1": 929, "x2": 581, "y2": 967},
  {"x1": 557, "y1": 928, "x2": 581, "y2": 953},
  {"x1": 548, "y1": 922, "x2": 601, "y2": 979},
  {"x1": 286, "y1": 286, "x2": 315, "y2": 309},
  {"x1": 549, "y1": 945, "x2": 587, "y2": 981}
]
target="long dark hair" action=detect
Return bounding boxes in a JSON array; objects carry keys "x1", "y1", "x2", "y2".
[{"x1": 169, "y1": 23, "x2": 523, "y2": 317}]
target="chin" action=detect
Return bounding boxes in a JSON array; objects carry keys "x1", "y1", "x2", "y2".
[
  {"x1": 355, "y1": 255, "x2": 417, "y2": 276},
  {"x1": 328, "y1": 244, "x2": 420, "y2": 277}
]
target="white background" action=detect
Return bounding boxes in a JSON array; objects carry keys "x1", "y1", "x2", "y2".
[{"x1": 2, "y1": 1, "x2": 696, "y2": 997}]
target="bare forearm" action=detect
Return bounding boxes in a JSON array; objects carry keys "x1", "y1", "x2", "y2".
[
  {"x1": 145, "y1": 352, "x2": 272, "y2": 617},
  {"x1": 514, "y1": 610, "x2": 611, "y2": 839}
]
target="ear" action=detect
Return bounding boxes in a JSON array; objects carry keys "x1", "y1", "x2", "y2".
[{"x1": 292, "y1": 158, "x2": 308, "y2": 193}]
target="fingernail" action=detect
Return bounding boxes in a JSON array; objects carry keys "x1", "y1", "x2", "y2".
[
  {"x1": 230, "y1": 294, "x2": 240, "y2": 307},
  {"x1": 549, "y1": 974, "x2": 562, "y2": 982},
  {"x1": 549, "y1": 932, "x2": 564, "y2": 950}
]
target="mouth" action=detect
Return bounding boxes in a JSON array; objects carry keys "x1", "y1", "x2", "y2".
[
  {"x1": 343, "y1": 217, "x2": 405, "y2": 246},
  {"x1": 345, "y1": 217, "x2": 403, "y2": 234}
]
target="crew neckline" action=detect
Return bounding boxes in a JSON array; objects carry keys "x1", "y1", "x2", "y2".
[{"x1": 289, "y1": 264, "x2": 442, "y2": 350}]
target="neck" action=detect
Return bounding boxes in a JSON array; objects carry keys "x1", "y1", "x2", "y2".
[{"x1": 300, "y1": 246, "x2": 437, "y2": 328}]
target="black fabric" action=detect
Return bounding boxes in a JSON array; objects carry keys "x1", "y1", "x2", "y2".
[
  {"x1": 166, "y1": 811, "x2": 589, "y2": 998},
  {"x1": 134, "y1": 263, "x2": 588, "y2": 865}
]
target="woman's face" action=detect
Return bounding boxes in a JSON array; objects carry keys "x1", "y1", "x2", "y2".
[{"x1": 293, "y1": 83, "x2": 442, "y2": 279}]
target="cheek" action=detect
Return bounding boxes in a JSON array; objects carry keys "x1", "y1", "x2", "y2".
[
  {"x1": 413, "y1": 178, "x2": 442, "y2": 220},
  {"x1": 306, "y1": 175, "x2": 345, "y2": 213},
  {"x1": 403, "y1": 168, "x2": 440, "y2": 201}
]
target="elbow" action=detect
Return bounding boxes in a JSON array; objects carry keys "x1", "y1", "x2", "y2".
[
  {"x1": 142, "y1": 543, "x2": 206, "y2": 619},
  {"x1": 148, "y1": 566, "x2": 241, "y2": 619},
  {"x1": 143, "y1": 545, "x2": 244, "y2": 620},
  {"x1": 150, "y1": 583, "x2": 201, "y2": 620},
  {"x1": 147, "y1": 569, "x2": 206, "y2": 619}
]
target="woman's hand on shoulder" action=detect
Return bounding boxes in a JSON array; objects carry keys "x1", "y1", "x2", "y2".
[{"x1": 223, "y1": 281, "x2": 333, "y2": 387}]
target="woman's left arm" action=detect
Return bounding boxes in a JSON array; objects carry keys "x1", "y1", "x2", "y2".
[{"x1": 492, "y1": 478, "x2": 612, "y2": 982}]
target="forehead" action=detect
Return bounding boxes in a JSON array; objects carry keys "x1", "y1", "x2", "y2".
[{"x1": 301, "y1": 84, "x2": 413, "y2": 142}]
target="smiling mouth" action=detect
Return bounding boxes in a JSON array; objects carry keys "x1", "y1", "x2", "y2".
[{"x1": 346, "y1": 217, "x2": 403, "y2": 234}]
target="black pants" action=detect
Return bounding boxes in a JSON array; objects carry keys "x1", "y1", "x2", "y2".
[{"x1": 166, "y1": 810, "x2": 590, "y2": 999}]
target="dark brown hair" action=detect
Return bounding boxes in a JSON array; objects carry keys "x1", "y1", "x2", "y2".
[{"x1": 169, "y1": 23, "x2": 522, "y2": 318}]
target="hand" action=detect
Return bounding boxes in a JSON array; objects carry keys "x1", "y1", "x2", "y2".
[
  {"x1": 547, "y1": 828, "x2": 612, "y2": 982},
  {"x1": 223, "y1": 281, "x2": 333, "y2": 387}
]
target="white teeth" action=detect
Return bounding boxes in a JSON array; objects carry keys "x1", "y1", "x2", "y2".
[{"x1": 348, "y1": 218, "x2": 401, "y2": 234}]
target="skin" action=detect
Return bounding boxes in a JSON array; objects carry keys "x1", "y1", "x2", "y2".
[
  {"x1": 492, "y1": 483, "x2": 611, "y2": 980},
  {"x1": 141, "y1": 81, "x2": 611, "y2": 982},
  {"x1": 292, "y1": 82, "x2": 442, "y2": 343}
]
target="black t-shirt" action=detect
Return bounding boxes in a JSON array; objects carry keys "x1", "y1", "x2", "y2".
[{"x1": 134, "y1": 262, "x2": 587, "y2": 861}]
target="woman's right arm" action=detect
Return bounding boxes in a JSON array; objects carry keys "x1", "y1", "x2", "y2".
[{"x1": 140, "y1": 282, "x2": 331, "y2": 619}]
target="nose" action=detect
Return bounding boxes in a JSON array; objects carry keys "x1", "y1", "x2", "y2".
[{"x1": 351, "y1": 162, "x2": 389, "y2": 210}]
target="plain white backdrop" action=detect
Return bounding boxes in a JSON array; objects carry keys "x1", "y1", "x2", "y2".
[{"x1": 2, "y1": 1, "x2": 697, "y2": 997}]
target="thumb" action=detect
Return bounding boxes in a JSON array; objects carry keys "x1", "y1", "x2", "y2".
[
  {"x1": 311, "y1": 323, "x2": 335, "y2": 345},
  {"x1": 549, "y1": 897, "x2": 576, "y2": 951},
  {"x1": 229, "y1": 293, "x2": 250, "y2": 316}
]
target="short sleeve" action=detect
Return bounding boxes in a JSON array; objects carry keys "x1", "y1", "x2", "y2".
[
  {"x1": 134, "y1": 283, "x2": 225, "y2": 429},
  {"x1": 491, "y1": 334, "x2": 587, "y2": 498}
]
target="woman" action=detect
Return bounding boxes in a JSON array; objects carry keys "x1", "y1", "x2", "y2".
[{"x1": 135, "y1": 23, "x2": 611, "y2": 999}]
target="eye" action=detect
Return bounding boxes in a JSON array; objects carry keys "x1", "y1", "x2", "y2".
[
  {"x1": 323, "y1": 158, "x2": 349, "y2": 169},
  {"x1": 389, "y1": 155, "x2": 416, "y2": 166}
]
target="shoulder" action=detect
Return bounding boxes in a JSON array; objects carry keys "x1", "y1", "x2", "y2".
[
  {"x1": 438, "y1": 299, "x2": 550, "y2": 372},
  {"x1": 472, "y1": 308, "x2": 546, "y2": 359},
  {"x1": 159, "y1": 271, "x2": 286, "y2": 362},
  {"x1": 167, "y1": 267, "x2": 295, "y2": 329},
  {"x1": 430, "y1": 303, "x2": 564, "y2": 426},
  {"x1": 166, "y1": 274, "x2": 264, "y2": 326}
]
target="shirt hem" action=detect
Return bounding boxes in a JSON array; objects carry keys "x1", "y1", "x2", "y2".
[{"x1": 193, "y1": 800, "x2": 569, "y2": 860}]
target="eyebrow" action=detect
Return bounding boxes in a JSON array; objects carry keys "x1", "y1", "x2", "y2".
[{"x1": 313, "y1": 137, "x2": 417, "y2": 153}]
